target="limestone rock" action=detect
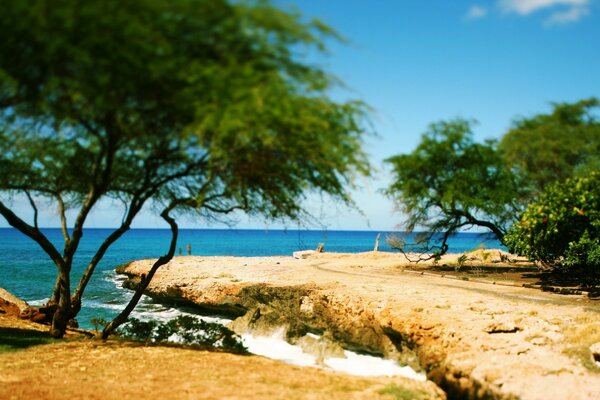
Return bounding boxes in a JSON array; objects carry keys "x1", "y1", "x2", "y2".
[
  {"x1": 590, "y1": 342, "x2": 600, "y2": 366},
  {"x1": 484, "y1": 321, "x2": 520, "y2": 334},
  {"x1": 293, "y1": 250, "x2": 316, "y2": 259},
  {"x1": 0, "y1": 287, "x2": 30, "y2": 316}
]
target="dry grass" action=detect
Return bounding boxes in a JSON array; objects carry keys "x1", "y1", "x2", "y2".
[{"x1": 0, "y1": 315, "x2": 443, "y2": 400}]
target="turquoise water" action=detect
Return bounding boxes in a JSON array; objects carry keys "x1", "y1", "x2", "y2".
[{"x1": 0, "y1": 228, "x2": 502, "y2": 328}]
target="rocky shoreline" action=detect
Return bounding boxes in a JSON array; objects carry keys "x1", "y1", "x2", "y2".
[{"x1": 119, "y1": 252, "x2": 600, "y2": 400}]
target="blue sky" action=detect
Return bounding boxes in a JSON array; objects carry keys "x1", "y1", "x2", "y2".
[
  {"x1": 278, "y1": 0, "x2": 600, "y2": 231},
  {"x1": 2, "y1": 0, "x2": 599, "y2": 231}
]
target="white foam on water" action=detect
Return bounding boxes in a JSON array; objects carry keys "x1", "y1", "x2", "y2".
[
  {"x1": 88, "y1": 270, "x2": 233, "y2": 326},
  {"x1": 28, "y1": 298, "x2": 50, "y2": 306},
  {"x1": 325, "y1": 350, "x2": 426, "y2": 380},
  {"x1": 101, "y1": 269, "x2": 424, "y2": 380},
  {"x1": 241, "y1": 328, "x2": 317, "y2": 367},
  {"x1": 241, "y1": 329, "x2": 426, "y2": 380}
]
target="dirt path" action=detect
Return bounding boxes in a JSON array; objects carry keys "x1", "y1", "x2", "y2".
[
  {"x1": 312, "y1": 261, "x2": 595, "y2": 308},
  {"x1": 120, "y1": 251, "x2": 600, "y2": 400}
]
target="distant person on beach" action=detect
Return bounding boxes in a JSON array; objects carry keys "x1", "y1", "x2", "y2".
[
  {"x1": 186, "y1": 244, "x2": 191, "y2": 255},
  {"x1": 178, "y1": 248, "x2": 182, "y2": 256}
]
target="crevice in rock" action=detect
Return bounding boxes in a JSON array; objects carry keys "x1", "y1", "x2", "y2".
[{"x1": 121, "y1": 274, "x2": 520, "y2": 399}]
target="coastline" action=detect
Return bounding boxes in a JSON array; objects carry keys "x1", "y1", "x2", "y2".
[{"x1": 119, "y1": 251, "x2": 600, "y2": 400}]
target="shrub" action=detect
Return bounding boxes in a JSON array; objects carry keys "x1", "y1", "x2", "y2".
[
  {"x1": 119, "y1": 315, "x2": 247, "y2": 353},
  {"x1": 456, "y1": 254, "x2": 468, "y2": 271},
  {"x1": 504, "y1": 172, "x2": 600, "y2": 271}
]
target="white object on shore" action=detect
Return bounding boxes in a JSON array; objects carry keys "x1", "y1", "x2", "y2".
[{"x1": 293, "y1": 250, "x2": 317, "y2": 259}]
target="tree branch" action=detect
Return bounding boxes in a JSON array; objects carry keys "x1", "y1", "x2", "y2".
[
  {"x1": 56, "y1": 193, "x2": 70, "y2": 244},
  {"x1": 24, "y1": 191, "x2": 38, "y2": 229},
  {"x1": 72, "y1": 160, "x2": 210, "y2": 316},
  {"x1": 71, "y1": 196, "x2": 146, "y2": 314},
  {"x1": 450, "y1": 208, "x2": 506, "y2": 243},
  {"x1": 63, "y1": 126, "x2": 117, "y2": 263},
  {"x1": 203, "y1": 203, "x2": 244, "y2": 214},
  {"x1": 0, "y1": 200, "x2": 64, "y2": 268},
  {"x1": 102, "y1": 203, "x2": 179, "y2": 339}
]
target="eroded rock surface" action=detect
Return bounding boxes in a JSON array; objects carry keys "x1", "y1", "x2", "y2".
[{"x1": 120, "y1": 252, "x2": 600, "y2": 400}]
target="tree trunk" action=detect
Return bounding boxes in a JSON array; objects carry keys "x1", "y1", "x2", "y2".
[
  {"x1": 71, "y1": 222, "x2": 134, "y2": 316},
  {"x1": 102, "y1": 207, "x2": 178, "y2": 339},
  {"x1": 49, "y1": 274, "x2": 61, "y2": 305},
  {"x1": 50, "y1": 267, "x2": 71, "y2": 338}
]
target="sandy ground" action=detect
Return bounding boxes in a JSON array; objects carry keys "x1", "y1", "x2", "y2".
[{"x1": 120, "y1": 251, "x2": 600, "y2": 400}]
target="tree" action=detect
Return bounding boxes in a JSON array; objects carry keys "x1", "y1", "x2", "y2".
[
  {"x1": 384, "y1": 119, "x2": 525, "y2": 260},
  {"x1": 499, "y1": 98, "x2": 600, "y2": 194},
  {"x1": 0, "y1": 0, "x2": 369, "y2": 338},
  {"x1": 504, "y1": 172, "x2": 600, "y2": 271}
]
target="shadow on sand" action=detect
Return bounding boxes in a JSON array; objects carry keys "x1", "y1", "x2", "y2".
[{"x1": 0, "y1": 327, "x2": 56, "y2": 352}]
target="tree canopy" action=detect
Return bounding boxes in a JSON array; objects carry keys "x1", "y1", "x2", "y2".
[
  {"x1": 385, "y1": 99, "x2": 600, "y2": 266},
  {"x1": 384, "y1": 119, "x2": 525, "y2": 259},
  {"x1": 499, "y1": 98, "x2": 600, "y2": 194},
  {"x1": 504, "y1": 172, "x2": 600, "y2": 271},
  {"x1": 0, "y1": 0, "x2": 369, "y2": 337}
]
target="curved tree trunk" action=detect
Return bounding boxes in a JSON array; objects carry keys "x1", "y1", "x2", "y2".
[
  {"x1": 50, "y1": 267, "x2": 71, "y2": 338},
  {"x1": 49, "y1": 274, "x2": 61, "y2": 305},
  {"x1": 102, "y1": 206, "x2": 178, "y2": 339}
]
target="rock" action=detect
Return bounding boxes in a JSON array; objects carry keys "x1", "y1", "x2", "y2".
[
  {"x1": 293, "y1": 332, "x2": 345, "y2": 364},
  {"x1": 590, "y1": 342, "x2": 600, "y2": 366},
  {"x1": 484, "y1": 321, "x2": 520, "y2": 334},
  {"x1": 0, "y1": 287, "x2": 30, "y2": 316},
  {"x1": 293, "y1": 250, "x2": 316, "y2": 259},
  {"x1": 67, "y1": 318, "x2": 79, "y2": 328},
  {"x1": 30, "y1": 310, "x2": 49, "y2": 323}
]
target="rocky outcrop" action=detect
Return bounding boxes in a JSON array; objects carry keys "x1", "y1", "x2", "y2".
[
  {"x1": 118, "y1": 254, "x2": 600, "y2": 400},
  {"x1": 120, "y1": 272, "x2": 495, "y2": 399},
  {"x1": 0, "y1": 287, "x2": 30, "y2": 317}
]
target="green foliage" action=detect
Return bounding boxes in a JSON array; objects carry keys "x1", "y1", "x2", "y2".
[
  {"x1": 90, "y1": 318, "x2": 109, "y2": 332},
  {"x1": 504, "y1": 173, "x2": 600, "y2": 271},
  {"x1": 0, "y1": 0, "x2": 369, "y2": 337},
  {"x1": 0, "y1": 0, "x2": 369, "y2": 217},
  {"x1": 385, "y1": 119, "x2": 525, "y2": 257},
  {"x1": 457, "y1": 254, "x2": 468, "y2": 268},
  {"x1": 119, "y1": 316, "x2": 247, "y2": 353},
  {"x1": 499, "y1": 98, "x2": 600, "y2": 193}
]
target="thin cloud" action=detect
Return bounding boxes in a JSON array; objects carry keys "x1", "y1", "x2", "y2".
[
  {"x1": 545, "y1": 5, "x2": 590, "y2": 24},
  {"x1": 498, "y1": 0, "x2": 591, "y2": 24},
  {"x1": 465, "y1": 5, "x2": 488, "y2": 20},
  {"x1": 499, "y1": 0, "x2": 589, "y2": 15}
]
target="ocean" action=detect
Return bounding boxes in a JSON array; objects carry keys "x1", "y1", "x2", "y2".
[{"x1": 0, "y1": 228, "x2": 502, "y2": 329}]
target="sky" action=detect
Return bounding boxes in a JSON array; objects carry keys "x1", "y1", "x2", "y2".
[
  {"x1": 273, "y1": 0, "x2": 600, "y2": 231},
  {"x1": 2, "y1": 0, "x2": 599, "y2": 231}
]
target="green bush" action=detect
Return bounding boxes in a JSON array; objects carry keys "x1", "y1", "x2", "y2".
[
  {"x1": 119, "y1": 315, "x2": 247, "y2": 354},
  {"x1": 504, "y1": 172, "x2": 600, "y2": 271}
]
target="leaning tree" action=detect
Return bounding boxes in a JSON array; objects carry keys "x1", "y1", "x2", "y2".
[
  {"x1": 0, "y1": 0, "x2": 370, "y2": 338},
  {"x1": 384, "y1": 119, "x2": 526, "y2": 260}
]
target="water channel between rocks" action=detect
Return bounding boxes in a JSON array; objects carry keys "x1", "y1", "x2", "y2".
[
  {"x1": 82, "y1": 271, "x2": 427, "y2": 381},
  {"x1": 134, "y1": 299, "x2": 425, "y2": 381}
]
